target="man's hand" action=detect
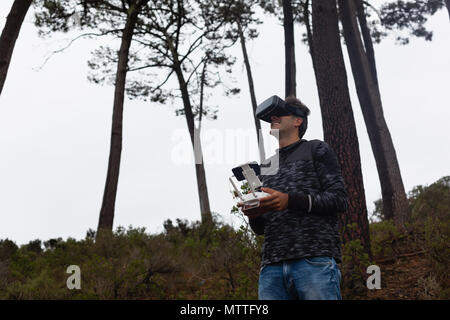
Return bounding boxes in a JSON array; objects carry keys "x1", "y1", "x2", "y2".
[{"x1": 237, "y1": 187, "x2": 289, "y2": 218}]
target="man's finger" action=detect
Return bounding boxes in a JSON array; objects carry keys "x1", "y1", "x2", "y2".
[
  {"x1": 261, "y1": 199, "x2": 279, "y2": 209},
  {"x1": 259, "y1": 193, "x2": 277, "y2": 203},
  {"x1": 261, "y1": 187, "x2": 276, "y2": 194}
]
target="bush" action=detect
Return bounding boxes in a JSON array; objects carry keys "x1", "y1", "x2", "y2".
[
  {"x1": 0, "y1": 214, "x2": 263, "y2": 300},
  {"x1": 368, "y1": 176, "x2": 450, "y2": 299},
  {"x1": 1, "y1": 176, "x2": 447, "y2": 299},
  {"x1": 409, "y1": 176, "x2": 450, "y2": 223}
]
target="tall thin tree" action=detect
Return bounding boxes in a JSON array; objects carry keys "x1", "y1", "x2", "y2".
[
  {"x1": 224, "y1": 0, "x2": 266, "y2": 162},
  {"x1": 446, "y1": 0, "x2": 450, "y2": 20},
  {"x1": 236, "y1": 20, "x2": 265, "y2": 162},
  {"x1": 355, "y1": 0, "x2": 378, "y2": 88},
  {"x1": 119, "y1": 0, "x2": 239, "y2": 225},
  {"x1": 0, "y1": 0, "x2": 33, "y2": 95},
  {"x1": 338, "y1": 0, "x2": 409, "y2": 227},
  {"x1": 311, "y1": 0, "x2": 371, "y2": 257},
  {"x1": 282, "y1": 0, "x2": 296, "y2": 97},
  {"x1": 34, "y1": 0, "x2": 151, "y2": 235},
  {"x1": 98, "y1": 0, "x2": 150, "y2": 234},
  {"x1": 302, "y1": 0, "x2": 315, "y2": 65}
]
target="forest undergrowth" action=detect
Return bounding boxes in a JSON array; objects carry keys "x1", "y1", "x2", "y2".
[{"x1": 0, "y1": 177, "x2": 448, "y2": 300}]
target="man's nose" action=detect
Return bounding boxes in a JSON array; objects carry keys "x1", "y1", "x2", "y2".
[{"x1": 271, "y1": 116, "x2": 280, "y2": 122}]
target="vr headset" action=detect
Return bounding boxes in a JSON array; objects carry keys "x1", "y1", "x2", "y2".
[{"x1": 255, "y1": 95, "x2": 308, "y2": 123}]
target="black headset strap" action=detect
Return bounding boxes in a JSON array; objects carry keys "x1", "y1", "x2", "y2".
[{"x1": 285, "y1": 103, "x2": 307, "y2": 118}]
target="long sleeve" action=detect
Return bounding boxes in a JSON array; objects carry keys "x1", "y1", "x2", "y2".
[{"x1": 287, "y1": 141, "x2": 348, "y2": 216}]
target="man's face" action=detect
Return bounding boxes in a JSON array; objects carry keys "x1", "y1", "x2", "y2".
[{"x1": 270, "y1": 115, "x2": 302, "y2": 138}]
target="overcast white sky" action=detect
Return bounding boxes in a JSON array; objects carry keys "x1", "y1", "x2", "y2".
[{"x1": 0, "y1": 1, "x2": 449, "y2": 245}]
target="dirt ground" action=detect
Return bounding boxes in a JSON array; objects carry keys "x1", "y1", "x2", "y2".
[{"x1": 362, "y1": 252, "x2": 442, "y2": 300}]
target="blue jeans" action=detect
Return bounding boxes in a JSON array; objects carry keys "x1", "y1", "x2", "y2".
[{"x1": 258, "y1": 256, "x2": 342, "y2": 300}]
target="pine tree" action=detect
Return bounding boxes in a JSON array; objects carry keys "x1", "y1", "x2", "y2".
[
  {"x1": 0, "y1": 0, "x2": 33, "y2": 95},
  {"x1": 311, "y1": 0, "x2": 372, "y2": 257}
]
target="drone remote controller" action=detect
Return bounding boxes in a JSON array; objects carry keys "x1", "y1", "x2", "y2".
[{"x1": 229, "y1": 162, "x2": 270, "y2": 210}]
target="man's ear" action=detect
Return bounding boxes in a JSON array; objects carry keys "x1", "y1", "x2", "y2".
[{"x1": 295, "y1": 117, "x2": 303, "y2": 128}]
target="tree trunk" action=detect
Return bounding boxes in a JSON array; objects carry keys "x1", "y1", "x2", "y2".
[
  {"x1": 0, "y1": 0, "x2": 33, "y2": 95},
  {"x1": 282, "y1": 0, "x2": 296, "y2": 97},
  {"x1": 355, "y1": 0, "x2": 378, "y2": 89},
  {"x1": 168, "y1": 41, "x2": 212, "y2": 225},
  {"x1": 338, "y1": 0, "x2": 409, "y2": 228},
  {"x1": 311, "y1": 0, "x2": 371, "y2": 258},
  {"x1": 445, "y1": 0, "x2": 450, "y2": 21},
  {"x1": 97, "y1": 7, "x2": 141, "y2": 234},
  {"x1": 174, "y1": 63, "x2": 212, "y2": 225},
  {"x1": 237, "y1": 21, "x2": 266, "y2": 162},
  {"x1": 303, "y1": 0, "x2": 315, "y2": 66}
]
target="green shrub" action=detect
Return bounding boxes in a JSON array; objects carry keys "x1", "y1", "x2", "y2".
[
  {"x1": 341, "y1": 234, "x2": 372, "y2": 298},
  {"x1": 368, "y1": 176, "x2": 450, "y2": 299},
  {"x1": 409, "y1": 176, "x2": 450, "y2": 223},
  {"x1": 1, "y1": 176, "x2": 447, "y2": 300}
]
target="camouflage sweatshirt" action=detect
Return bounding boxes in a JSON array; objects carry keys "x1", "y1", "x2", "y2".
[{"x1": 249, "y1": 139, "x2": 348, "y2": 266}]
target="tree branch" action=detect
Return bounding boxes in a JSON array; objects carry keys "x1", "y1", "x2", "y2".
[
  {"x1": 185, "y1": 56, "x2": 207, "y2": 85},
  {"x1": 127, "y1": 62, "x2": 172, "y2": 72},
  {"x1": 84, "y1": 0, "x2": 125, "y2": 13},
  {"x1": 174, "y1": 0, "x2": 183, "y2": 52},
  {"x1": 132, "y1": 36, "x2": 172, "y2": 61},
  {"x1": 35, "y1": 30, "x2": 121, "y2": 71},
  {"x1": 179, "y1": 32, "x2": 205, "y2": 65},
  {"x1": 362, "y1": 0, "x2": 382, "y2": 21},
  {"x1": 153, "y1": 70, "x2": 175, "y2": 91}
]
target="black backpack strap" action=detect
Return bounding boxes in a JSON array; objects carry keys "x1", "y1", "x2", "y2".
[
  {"x1": 308, "y1": 140, "x2": 323, "y2": 187},
  {"x1": 309, "y1": 139, "x2": 322, "y2": 170}
]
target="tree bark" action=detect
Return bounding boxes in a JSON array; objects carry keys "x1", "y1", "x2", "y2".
[
  {"x1": 97, "y1": 5, "x2": 141, "y2": 234},
  {"x1": 0, "y1": 0, "x2": 33, "y2": 95},
  {"x1": 338, "y1": 0, "x2": 409, "y2": 228},
  {"x1": 303, "y1": 0, "x2": 315, "y2": 66},
  {"x1": 237, "y1": 21, "x2": 266, "y2": 162},
  {"x1": 311, "y1": 0, "x2": 371, "y2": 258},
  {"x1": 282, "y1": 0, "x2": 297, "y2": 97},
  {"x1": 355, "y1": 0, "x2": 378, "y2": 89}
]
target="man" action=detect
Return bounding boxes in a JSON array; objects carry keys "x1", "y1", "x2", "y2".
[{"x1": 237, "y1": 96, "x2": 348, "y2": 300}]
